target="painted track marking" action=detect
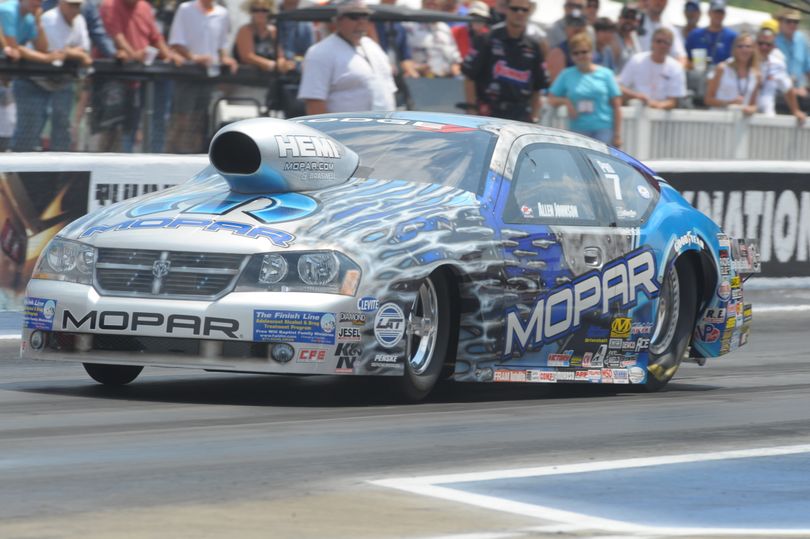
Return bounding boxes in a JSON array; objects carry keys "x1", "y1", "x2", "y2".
[{"x1": 371, "y1": 444, "x2": 810, "y2": 537}]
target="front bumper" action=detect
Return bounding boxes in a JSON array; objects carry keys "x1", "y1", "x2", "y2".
[{"x1": 21, "y1": 279, "x2": 405, "y2": 376}]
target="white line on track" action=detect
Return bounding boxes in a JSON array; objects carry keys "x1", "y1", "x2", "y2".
[
  {"x1": 0, "y1": 334, "x2": 20, "y2": 340},
  {"x1": 370, "y1": 443, "x2": 810, "y2": 537},
  {"x1": 754, "y1": 305, "x2": 810, "y2": 313}
]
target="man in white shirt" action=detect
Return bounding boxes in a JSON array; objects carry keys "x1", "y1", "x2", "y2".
[
  {"x1": 619, "y1": 27, "x2": 686, "y2": 109},
  {"x1": 757, "y1": 26, "x2": 806, "y2": 123},
  {"x1": 13, "y1": 0, "x2": 92, "y2": 151},
  {"x1": 299, "y1": 0, "x2": 396, "y2": 114},
  {"x1": 167, "y1": 0, "x2": 237, "y2": 152},
  {"x1": 638, "y1": 0, "x2": 686, "y2": 65}
]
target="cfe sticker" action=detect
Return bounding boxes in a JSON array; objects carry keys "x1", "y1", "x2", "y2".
[{"x1": 374, "y1": 303, "x2": 405, "y2": 348}]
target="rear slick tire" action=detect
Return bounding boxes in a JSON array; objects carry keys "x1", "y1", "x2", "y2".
[
  {"x1": 83, "y1": 363, "x2": 143, "y2": 386},
  {"x1": 644, "y1": 261, "x2": 697, "y2": 391},
  {"x1": 398, "y1": 270, "x2": 453, "y2": 402}
]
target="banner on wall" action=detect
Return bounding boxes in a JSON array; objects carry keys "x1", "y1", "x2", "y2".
[
  {"x1": 0, "y1": 171, "x2": 90, "y2": 310},
  {"x1": 655, "y1": 170, "x2": 810, "y2": 278}
]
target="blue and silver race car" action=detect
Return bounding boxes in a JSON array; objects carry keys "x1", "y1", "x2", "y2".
[{"x1": 20, "y1": 112, "x2": 760, "y2": 400}]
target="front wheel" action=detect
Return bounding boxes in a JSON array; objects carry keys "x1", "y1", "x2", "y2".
[
  {"x1": 644, "y1": 261, "x2": 697, "y2": 391},
  {"x1": 397, "y1": 270, "x2": 454, "y2": 401},
  {"x1": 83, "y1": 363, "x2": 143, "y2": 386}
]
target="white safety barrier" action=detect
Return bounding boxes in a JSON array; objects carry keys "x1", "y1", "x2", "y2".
[{"x1": 546, "y1": 101, "x2": 810, "y2": 161}]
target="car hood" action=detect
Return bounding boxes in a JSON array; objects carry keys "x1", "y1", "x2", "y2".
[{"x1": 58, "y1": 170, "x2": 481, "y2": 259}]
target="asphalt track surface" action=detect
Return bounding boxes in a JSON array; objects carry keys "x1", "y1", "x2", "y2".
[{"x1": 2, "y1": 289, "x2": 810, "y2": 539}]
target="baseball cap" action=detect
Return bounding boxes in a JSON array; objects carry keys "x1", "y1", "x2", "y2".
[
  {"x1": 620, "y1": 3, "x2": 639, "y2": 18},
  {"x1": 565, "y1": 8, "x2": 587, "y2": 26},
  {"x1": 64, "y1": 0, "x2": 84, "y2": 4},
  {"x1": 684, "y1": 0, "x2": 699, "y2": 11},
  {"x1": 760, "y1": 18, "x2": 779, "y2": 32},
  {"x1": 778, "y1": 8, "x2": 801, "y2": 21},
  {"x1": 709, "y1": 0, "x2": 725, "y2": 12},
  {"x1": 334, "y1": 0, "x2": 372, "y2": 16},
  {"x1": 468, "y1": 0, "x2": 490, "y2": 19}
]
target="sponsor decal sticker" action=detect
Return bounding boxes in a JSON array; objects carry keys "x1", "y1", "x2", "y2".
[
  {"x1": 297, "y1": 349, "x2": 327, "y2": 363},
  {"x1": 601, "y1": 368, "x2": 615, "y2": 383},
  {"x1": 374, "y1": 303, "x2": 405, "y2": 348},
  {"x1": 609, "y1": 338, "x2": 623, "y2": 350},
  {"x1": 254, "y1": 310, "x2": 335, "y2": 344},
  {"x1": 337, "y1": 326, "x2": 362, "y2": 342},
  {"x1": 335, "y1": 342, "x2": 362, "y2": 373},
  {"x1": 631, "y1": 322, "x2": 652, "y2": 335},
  {"x1": 703, "y1": 308, "x2": 726, "y2": 324},
  {"x1": 635, "y1": 337, "x2": 651, "y2": 351},
  {"x1": 726, "y1": 317, "x2": 737, "y2": 330},
  {"x1": 637, "y1": 185, "x2": 651, "y2": 199},
  {"x1": 556, "y1": 371, "x2": 575, "y2": 381},
  {"x1": 582, "y1": 352, "x2": 593, "y2": 367},
  {"x1": 718, "y1": 280, "x2": 731, "y2": 300},
  {"x1": 371, "y1": 353, "x2": 400, "y2": 368},
  {"x1": 494, "y1": 369, "x2": 527, "y2": 382},
  {"x1": 575, "y1": 370, "x2": 590, "y2": 380},
  {"x1": 622, "y1": 341, "x2": 636, "y2": 352},
  {"x1": 610, "y1": 317, "x2": 632, "y2": 339},
  {"x1": 674, "y1": 231, "x2": 705, "y2": 252},
  {"x1": 628, "y1": 366, "x2": 646, "y2": 384},
  {"x1": 357, "y1": 296, "x2": 379, "y2": 312},
  {"x1": 612, "y1": 369, "x2": 629, "y2": 384},
  {"x1": 25, "y1": 297, "x2": 56, "y2": 330},
  {"x1": 696, "y1": 324, "x2": 720, "y2": 343},
  {"x1": 547, "y1": 350, "x2": 572, "y2": 367},
  {"x1": 339, "y1": 312, "x2": 366, "y2": 325}
]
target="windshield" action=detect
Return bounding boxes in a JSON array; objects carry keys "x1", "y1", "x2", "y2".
[{"x1": 299, "y1": 119, "x2": 497, "y2": 194}]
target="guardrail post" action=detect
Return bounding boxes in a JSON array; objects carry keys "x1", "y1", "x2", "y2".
[
  {"x1": 732, "y1": 107, "x2": 749, "y2": 159},
  {"x1": 634, "y1": 100, "x2": 650, "y2": 160}
]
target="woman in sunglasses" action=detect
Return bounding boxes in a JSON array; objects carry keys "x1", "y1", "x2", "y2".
[
  {"x1": 704, "y1": 32, "x2": 760, "y2": 115},
  {"x1": 548, "y1": 32, "x2": 622, "y2": 147},
  {"x1": 234, "y1": 0, "x2": 291, "y2": 72}
]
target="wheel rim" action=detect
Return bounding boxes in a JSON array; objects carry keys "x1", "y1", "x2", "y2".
[
  {"x1": 650, "y1": 268, "x2": 680, "y2": 356},
  {"x1": 407, "y1": 279, "x2": 439, "y2": 375}
]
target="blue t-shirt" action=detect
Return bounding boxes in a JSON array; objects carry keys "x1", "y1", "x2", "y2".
[
  {"x1": 549, "y1": 65, "x2": 621, "y2": 132},
  {"x1": 776, "y1": 31, "x2": 810, "y2": 88},
  {"x1": 0, "y1": 0, "x2": 37, "y2": 45},
  {"x1": 685, "y1": 27, "x2": 737, "y2": 65}
]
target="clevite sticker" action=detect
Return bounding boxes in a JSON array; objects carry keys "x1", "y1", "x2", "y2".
[
  {"x1": 254, "y1": 310, "x2": 336, "y2": 345},
  {"x1": 374, "y1": 303, "x2": 405, "y2": 348},
  {"x1": 24, "y1": 297, "x2": 56, "y2": 330},
  {"x1": 357, "y1": 296, "x2": 379, "y2": 312}
]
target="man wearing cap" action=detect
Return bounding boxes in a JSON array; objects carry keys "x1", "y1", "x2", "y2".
[
  {"x1": 546, "y1": 8, "x2": 588, "y2": 81},
  {"x1": 452, "y1": 0, "x2": 490, "y2": 58},
  {"x1": 462, "y1": 0, "x2": 547, "y2": 122},
  {"x1": 680, "y1": 0, "x2": 700, "y2": 41},
  {"x1": 12, "y1": 0, "x2": 92, "y2": 151},
  {"x1": 685, "y1": 0, "x2": 736, "y2": 69},
  {"x1": 638, "y1": 0, "x2": 686, "y2": 65},
  {"x1": 758, "y1": 26, "x2": 805, "y2": 122},
  {"x1": 614, "y1": 3, "x2": 642, "y2": 72},
  {"x1": 298, "y1": 0, "x2": 396, "y2": 114},
  {"x1": 776, "y1": 8, "x2": 810, "y2": 104}
]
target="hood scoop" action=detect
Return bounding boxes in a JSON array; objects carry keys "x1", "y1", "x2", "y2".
[{"x1": 209, "y1": 118, "x2": 359, "y2": 194}]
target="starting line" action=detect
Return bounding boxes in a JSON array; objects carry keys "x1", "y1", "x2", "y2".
[{"x1": 371, "y1": 444, "x2": 810, "y2": 536}]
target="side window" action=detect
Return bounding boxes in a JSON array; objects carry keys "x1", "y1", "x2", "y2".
[
  {"x1": 504, "y1": 144, "x2": 603, "y2": 225},
  {"x1": 586, "y1": 153, "x2": 658, "y2": 225}
]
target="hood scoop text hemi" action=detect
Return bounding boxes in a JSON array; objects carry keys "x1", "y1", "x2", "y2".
[{"x1": 209, "y1": 118, "x2": 359, "y2": 194}]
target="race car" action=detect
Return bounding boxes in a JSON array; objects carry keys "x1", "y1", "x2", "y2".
[{"x1": 20, "y1": 112, "x2": 760, "y2": 400}]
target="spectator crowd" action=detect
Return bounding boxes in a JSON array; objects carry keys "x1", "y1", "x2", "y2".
[{"x1": 0, "y1": 0, "x2": 807, "y2": 152}]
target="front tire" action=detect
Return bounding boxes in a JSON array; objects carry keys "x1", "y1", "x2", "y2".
[
  {"x1": 645, "y1": 261, "x2": 697, "y2": 391},
  {"x1": 83, "y1": 363, "x2": 143, "y2": 386},
  {"x1": 398, "y1": 270, "x2": 454, "y2": 401}
]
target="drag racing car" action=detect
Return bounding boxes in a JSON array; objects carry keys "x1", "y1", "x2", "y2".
[{"x1": 21, "y1": 112, "x2": 760, "y2": 400}]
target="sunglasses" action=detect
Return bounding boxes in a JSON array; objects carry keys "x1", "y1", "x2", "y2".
[
  {"x1": 564, "y1": 2, "x2": 584, "y2": 8},
  {"x1": 757, "y1": 41, "x2": 774, "y2": 47},
  {"x1": 783, "y1": 19, "x2": 800, "y2": 24},
  {"x1": 736, "y1": 43, "x2": 753, "y2": 48},
  {"x1": 571, "y1": 49, "x2": 590, "y2": 56},
  {"x1": 344, "y1": 13, "x2": 370, "y2": 20},
  {"x1": 509, "y1": 6, "x2": 530, "y2": 12},
  {"x1": 250, "y1": 7, "x2": 270, "y2": 12},
  {"x1": 654, "y1": 39, "x2": 672, "y2": 45}
]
